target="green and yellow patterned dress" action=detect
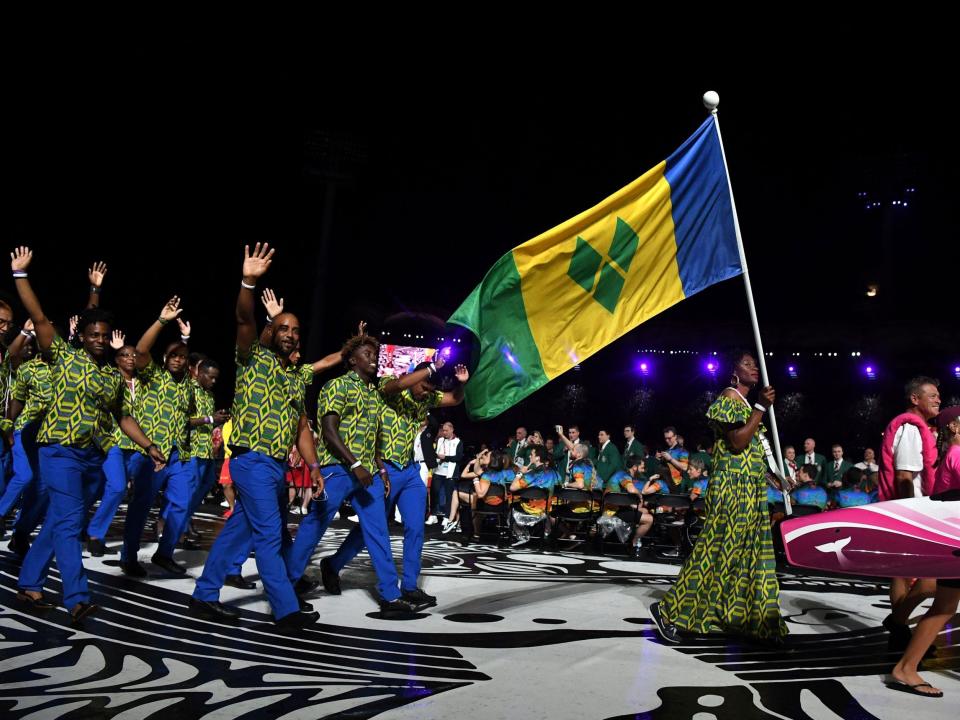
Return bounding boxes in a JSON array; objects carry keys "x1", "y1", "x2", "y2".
[{"x1": 658, "y1": 393, "x2": 787, "y2": 642}]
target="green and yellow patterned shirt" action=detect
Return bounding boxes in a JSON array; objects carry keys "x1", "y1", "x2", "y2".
[
  {"x1": 298, "y1": 365, "x2": 315, "y2": 385},
  {"x1": 189, "y1": 378, "x2": 217, "y2": 460},
  {"x1": 230, "y1": 341, "x2": 308, "y2": 460},
  {"x1": 377, "y1": 376, "x2": 442, "y2": 466},
  {"x1": 136, "y1": 359, "x2": 191, "y2": 457},
  {"x1": 10, "y1": 357, "x2": 53, "y2": 431},
  {"x1": 116, "y1": 377, "x2": 145, "y2": 452},
  {"x1": 0, "y1": 354, "x2": 13, "y2": 434},
  {"x1": 37, "y1": 335, "x2": 125, "y2": 449},
  {"x1": 316, "y1": 370, "x2": 382, "y2": 469}
]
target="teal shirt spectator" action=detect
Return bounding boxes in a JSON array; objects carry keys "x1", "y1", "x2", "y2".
[
  {"x1": 791, "y1": 484, "x2": 828, "y2": 510},
  {"x1": 837, "y1": 486, "x2": 874, "y2": 508},
  {"x1": 606, "y1": 469, "x2": 634, "y2": 493}
]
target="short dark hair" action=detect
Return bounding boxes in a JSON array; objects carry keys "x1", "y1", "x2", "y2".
[
  {"x1": 340, "y1": 334, "x2": 380, "y2": 367},
  {"x1": 904, "y1": 376, "x2": 939, "y2": 404},
  {"x1": 0, "y1": 299, "x2": 12, "y2": 315},
  {"x1": 799, "y1": 463, "x2": 819, "y2": 479},
  {"x1": 725, "y1": 348, "x2": 754, "y2": 377},
  {"x1": 625, "y1": 453, "x2": 644, "y2": 469},
  {"x1": 198, "y1": 358, "x2": 220, "y2": 373},
  {"x1": 189, "y1": 352, "x2": 208, "y2": 368},
  {"x1": 624, "y1": 424, "x2": 635, "y2": 432},
  {"x1": 568, "y1": 424, "x2": 580, "y2": 433},
  {"x1": 76, "y1": 307, "x2": 114, "y2": 334},
  {"x1": 843, "y1": 466, "x2": 864, "y2": 486},
  {"x1": 663, "y1": 426, "x2": 677, "y2": 435}
]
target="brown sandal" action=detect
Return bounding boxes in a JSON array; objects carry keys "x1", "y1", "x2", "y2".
[{"x1": 16, "y1": 591, "x2": 54, "y2": 611}]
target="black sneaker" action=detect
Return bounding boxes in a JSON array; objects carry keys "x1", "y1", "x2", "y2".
[
  {"x1": 189, "y1": 598, "x2": 240, "y2": 621},
  {"x1": 319, "y1": 558, "x2": 341, "y2": 595},
  {"x1": 650, "y1": 602, "x2": 682, "y2": 644},
  {"x1": 151, "y1": 553, "x2": 188, "y2": 576},
  {"x1": 401, "y1": 587, "x2": 437, "y2": 608},
  {"x1": 298, "y1": 597, "x2": 314, "y2": 612},
  {"x1": 379, "y1": 598, "x2": 418, "y2": 619},
  {"x1": 275, "y1": 610, "x2": 319, "y2": 630},
  {"x1": 186, "y1": 524, "x2": 201, "y2": 540},
  {"x1": 294, "y1": 575, "x2": 321, "y2": 596},
  {"x1": 70, "y1": 602, "x2": 99, "y2": 625},
  {"x1": 121, "y1": 560, "x2": 148, "y2": 578},
  {"x1": 87, "y1": 538, "x2": 118, "y2": 557},
  {"x1": 224, "y1": 574, "x2": 257, "y2": 590},
  {"x1": 9, "y1": 533, "x2": 30, "y2": 559}
]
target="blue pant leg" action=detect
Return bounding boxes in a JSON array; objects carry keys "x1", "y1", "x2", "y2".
[
  {"x1": 86, "y1": 446, "x2": 129, "y2": 540},
  {"x1": 19, "y1": 446, "x2": 100, "y2": 609},
  {"x1": 0, "y1": 444, "x2": 11, "y2": 496},
  {"x1": 284, "y1": 466, "x2": 353, "y2": 583},
  {"x1": 0, "y1": 429, "x2": 35, "y2": 517},
  {"x1": 187, "y1": 458, "x2": 216, "y2": 520},
  {"x1": 193, "y1": 486, "x2": 253, "y2": 602},
  {"x1": 121, "y1": 452, "x2": 162, "y2": 563},
  {"x1": 13, "y1": 428, "x2": 47, "y2": 536},
  {"x1": 392, "y1": 464, "x2": 427, "y2": 592},
  {"x1": 350, "y1": 473, "x2": 401, "y2": 601},
  {"x1": 156, "y1": 450, "x2": 197, "y2": 558}
]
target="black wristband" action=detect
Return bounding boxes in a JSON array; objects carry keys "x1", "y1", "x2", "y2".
[{"x1": 90, "y1": 285, "x2": 101, "y2": 294}]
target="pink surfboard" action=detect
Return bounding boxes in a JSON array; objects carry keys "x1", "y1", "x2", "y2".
[{"x1": 781, "y1": 496, "x2": 960, "y2": 578}]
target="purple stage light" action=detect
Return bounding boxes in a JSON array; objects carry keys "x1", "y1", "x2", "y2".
[{"x1": 637, "y1": 359, "x2": 651, "y2": 377}]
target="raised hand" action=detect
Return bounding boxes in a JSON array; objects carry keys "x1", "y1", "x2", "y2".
[
  {"x1": 177, "y1": 318, "x2": 191, "y2": 338},
  {"x1": 110, "y1": 330, "x2": 126, "y2": 350},
  {"x1": 454, "y1": 364, "x2": 469, "y2": 383},
  {"x1": 10, "y1": 246, "x2": 32, "y2": 273},
  {"x1": 261, "y1": 288, "x2": 284, "y2": 319},
  {"x1": 159, "y1": 296, "x2": 183, "y2": 323},
  {"x1": 23, "y1": 318, "x2": 35, "y2": 334},
  {"x1": 88, "y1": 261, "x2": 108, "y2": 288},
  {"x1": 68, "y1": 315, "x2": 79, "y2": 338},
  {"x1": 356, "y1": 320, "x2": 367, "y2": 336},
  {"x1": 242, "y1": 242, "x2": 275, "y2": 281}
]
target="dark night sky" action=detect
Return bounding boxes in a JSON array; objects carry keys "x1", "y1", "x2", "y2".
[{"x1": 5, "y1": 48, "x2": 957, "y2": 448}]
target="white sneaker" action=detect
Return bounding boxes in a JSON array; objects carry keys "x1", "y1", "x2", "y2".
[
  {"x1": 394, "y1": 507, "x2": 403, "y2": 523},
  {"x1": 510, "y1": 538, "x2": 529, "y2": 547},
  {"x1": 425, "y1": 515, "x2": 439, "y2": 525},
  {"x1": 347, "y1": 514, "x2": 360, "y2": 523},
  {"x1": 332, "y1": 512, "x2": 340, "y2": 521},
  {"x1": 442, "y1": 519, "x2": 460, "y2": 534},
  {"x1": 220, "y1": 500, "x2": 230, "y2": 508}
]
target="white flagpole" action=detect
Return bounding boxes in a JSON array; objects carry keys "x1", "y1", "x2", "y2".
[{"x1": 703, "y1": 90, "x2": 792, "y2": 513}]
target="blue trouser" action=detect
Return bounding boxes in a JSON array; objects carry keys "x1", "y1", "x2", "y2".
[
  {"x1": 328, "y1": 461, "x2": 425, "y2": 592},
  {"x1": 0, "y1": 424, "x2": 42, "y2": 520},
  {"x1": 19, "y1": 445, "x2": 104, "y2": 609},
  {"x1": 0, "y1": 443, "x2": 12, "y2": 497},
  {"x1": 431, "y1": 473, "x2": 454, "y2": 517},
  {"x1": 286, "y1": 464, "x2": 401, "y2": 602},
  {"x1": 186, "y1": 457, "x2": 217, "y2": 520},
  {"x1": 121, "y1": 448, "x2": 196, "y2": 562},
  {"x1": 193, "y1": 451, "x2": 298, "y2": 618},
  {"x1": 86, "y1": 447, "x2": 137, "y2": 540}
]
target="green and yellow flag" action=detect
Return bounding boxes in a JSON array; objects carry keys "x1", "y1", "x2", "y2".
[{"x1": 449, "y1": 116, "x2": 742, "y2": 419}]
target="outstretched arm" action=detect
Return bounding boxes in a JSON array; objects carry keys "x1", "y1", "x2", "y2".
[
  {"x1": 440, "y1": 364, "x2": 469, "y2": 407},
  {"x1": 86, "y1": 261, "x2": 108, "y2": 309},
  {"x1": 238, "y1": 243, "x2": 274, "y2": 356},
  {"x1": 135, "y1": 297, "x2": 183, "y2": 370},
  {"x1": 10, "y1": 247, "x2": 55, "y2": 350}
]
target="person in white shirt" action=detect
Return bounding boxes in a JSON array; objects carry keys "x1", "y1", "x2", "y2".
[
  {"x1": 854, "y1": 447, "x2": 879, "y2": 474},
  {"x1": 884, "y1": 376, "x2": 941, "y2": 652},
  {"x1": 782, "y1": 445, "x2": 798, "y2": 482},
  {"x1": 429, "y1": 422, "x2": 462, "y2": 526}
]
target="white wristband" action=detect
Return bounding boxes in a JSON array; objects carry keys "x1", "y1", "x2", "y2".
[
  {"x1": 241, "y1": 280, "x2": 256, "y2": 290},
  {"x1": 349, "y1": 460, "x2": 363, "y2": 471},
  {"x1": 12, "y1": 272, "x2": 27, "y2": 278},
  {"x1": 181, "y1": 335, "x2": 190, "y2": 342},
  {"x1": 205, "y1": 416, "x2": 214, "y2": 424},
  {"x1": 266, "y1": 315, "x2": 273, "y2": 324},
  {"x1": 20, "y1": 329, "x2": 34, "y2": 338},
  {"x1": 754, "y1": 403, "x2": 767, "y2": 413}
]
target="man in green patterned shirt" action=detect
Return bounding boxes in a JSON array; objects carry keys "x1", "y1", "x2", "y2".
[
  {"x1": 321, "y1": 354, "x2": 469, "y2": 608},
  {"x1": 12, "y1": 247, "x2": 164, "y2": 623},
  {"x1": 184, "y1": 358, "x2": 230, "y2": 545},
  {"x1": 0, "y1": 301, "x2": 35, "y2": 497},
  {"x1": 285, "y1": 333, "x2": 430, "y2": 616},
  {"x1": 120, "y1": 297, "x2": 198, "y2": 577},
  {"x1": 192, "y1": 243, "x2": 322, "y2": 630}
]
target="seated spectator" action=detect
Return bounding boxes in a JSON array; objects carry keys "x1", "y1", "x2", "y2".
[
  {"x1": 683, "y1": 457, "x2": 709, "y2": 501},
  {"x1": 444, "y1": 448, "x2": 493, "y2": 534},
  {"x1": 854, "y1": 447, "x2": 879, "y2": 474},
  {"x1": 836, "y1": 466, "x2": 878, "y2": 507},
  {"x1": 509, "y1": 449, "x2": 561, "y2": 545},
  {"x1": 599, "y1": 454, "x2": 654, "y2": 554},
  {"x1": 791, "y1": 464, "x2": 828, "y2": 510}
]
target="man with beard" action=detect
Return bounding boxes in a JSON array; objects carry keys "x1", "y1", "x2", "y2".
[{"x1": 191, "y1": 244, "x2": 322, "y2": 629}]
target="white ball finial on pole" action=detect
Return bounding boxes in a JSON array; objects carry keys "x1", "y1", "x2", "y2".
[{"x1": 703, "y1": 90, "x2": 720, "y2": 114}]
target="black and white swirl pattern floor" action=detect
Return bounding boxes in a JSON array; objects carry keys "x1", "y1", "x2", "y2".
[{"x1": 1, "y1": 511, "x2": 958, "y2": 719}]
